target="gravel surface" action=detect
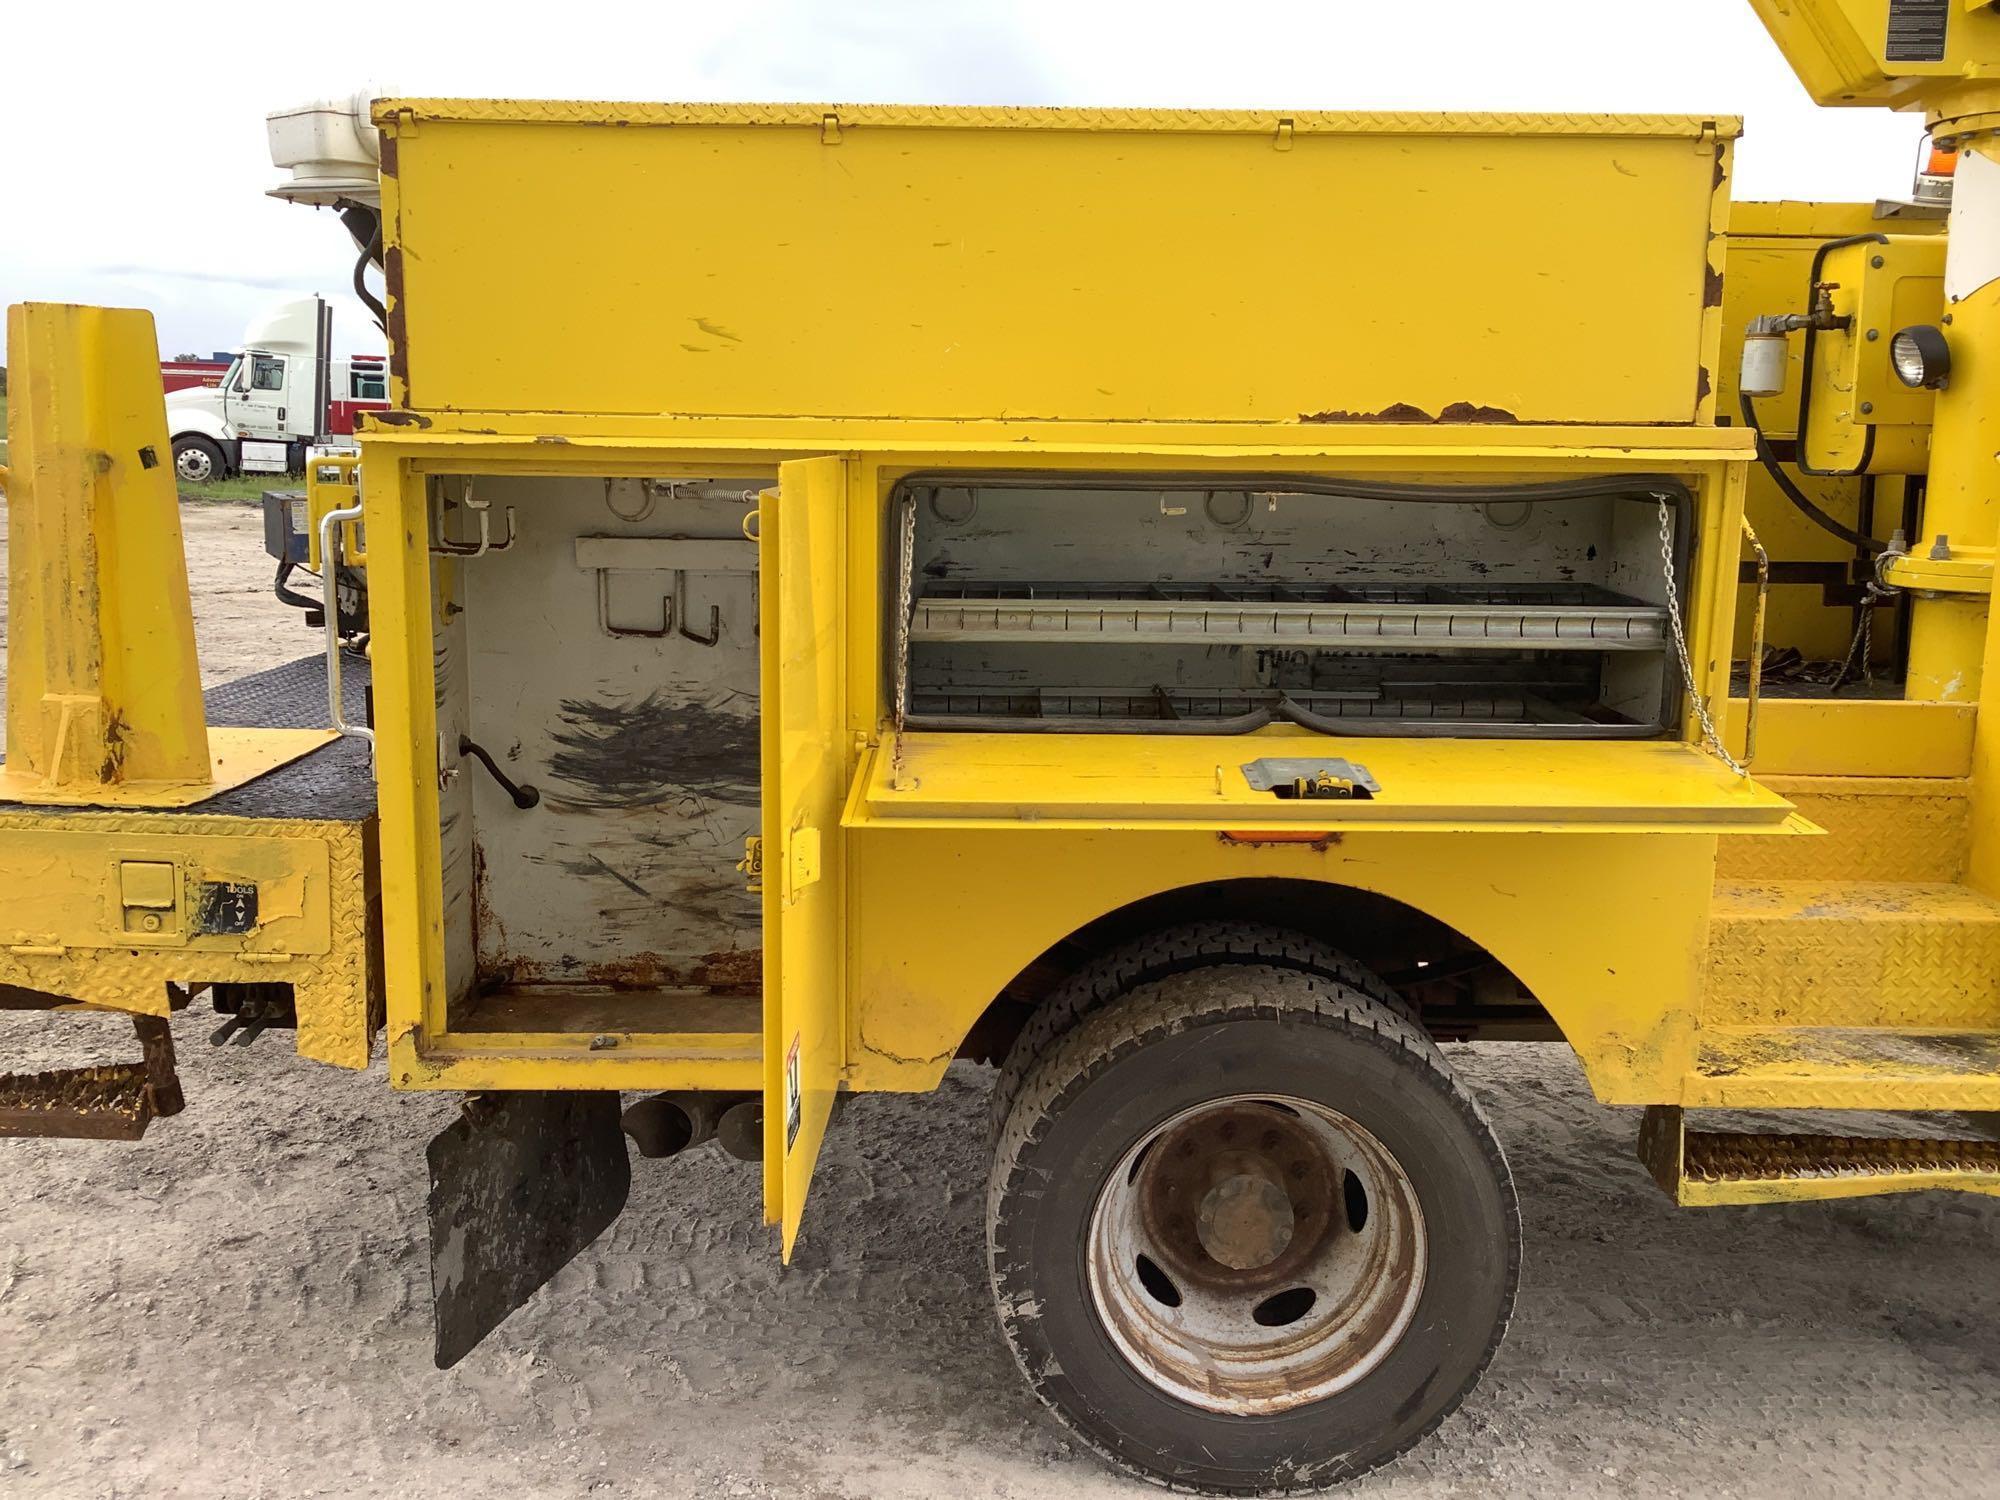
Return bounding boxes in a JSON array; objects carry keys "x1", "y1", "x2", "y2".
[{"x1": 4, "y1": 504, "x2": 1999, "y2": 1498}]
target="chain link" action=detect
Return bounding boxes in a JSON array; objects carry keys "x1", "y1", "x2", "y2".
[
  {"x1": 1657, "y1": 494, "x2": 1748, "y2": 777},
  {"x1": 893, "y1": 489, "x2": 918, "y2": 728}
]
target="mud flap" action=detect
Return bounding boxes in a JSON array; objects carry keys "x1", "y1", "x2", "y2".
[{"x1": 426, "y1": 1091, "x2": 630, "y2": 1369}]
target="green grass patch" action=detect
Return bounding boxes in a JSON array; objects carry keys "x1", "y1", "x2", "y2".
[{"x1": 180, "y1": 473, "x2": 278, "y2": 503}]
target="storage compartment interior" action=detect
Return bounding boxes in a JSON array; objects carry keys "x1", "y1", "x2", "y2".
[
  {"x1": 892, "y1": 475, "x2": 1689, "y2": 738},
  {"x1": 427, "y1": 472, "x2": 772, "y2": 1035}
]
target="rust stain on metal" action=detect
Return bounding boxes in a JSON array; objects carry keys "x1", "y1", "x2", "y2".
[
  {"x1": 365, "y1": 409, "x2": 433, "y2": 429},
  {"x1": 377, "y1": 132, "x2": 398, "y2": 180},
  {"x1": 1300, "y1": 402, "x2": 1434, "y2": 424},
  {"x1": 383, "y1": 245, "x2": 410, "y2": 390},
  {"x1": 694, "y1": 946, "x2": 762, "y2": 992},
  {"x1": 1704, "y1": 263, "x2": 1725, "y2": 308},
  {"x1": 1437, "y1": 401, "x2": 1519, "y2": 424},
  {"x1": 1300, "y1": 401, "x2": 1517, "y2": 425},
  {"x1": 1695, "y1": 364, "x2": 1712, "y2": 408},
  {"x1": 1217, "y1": 830, "x2": 1343, "y2": 851},
  {"x1": 98, "y1": 710, "x2": 129, "y2": 782}
]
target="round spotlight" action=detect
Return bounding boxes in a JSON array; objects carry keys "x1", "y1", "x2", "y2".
[{"x1": 1891, "y1": 324, "x2": 1952, "y2": 390}]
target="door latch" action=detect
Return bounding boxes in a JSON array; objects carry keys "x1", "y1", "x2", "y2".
[{"x1": 1240, "y1": 757, "x2": 1380, "y2": 801}]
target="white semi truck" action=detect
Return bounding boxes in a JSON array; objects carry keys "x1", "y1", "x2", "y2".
[{"x1": 166, "y1": 294, "x2": 386, "y2": 484}]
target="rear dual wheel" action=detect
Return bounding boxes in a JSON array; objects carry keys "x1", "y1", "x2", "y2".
[{"x1": 987, "y1": 962, "x2": 1517, "y2": 1493}]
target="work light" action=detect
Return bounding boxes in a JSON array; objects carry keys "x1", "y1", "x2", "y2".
[{"x1": 1890, "y1": 325, "x2": 1952, "y2": 390}]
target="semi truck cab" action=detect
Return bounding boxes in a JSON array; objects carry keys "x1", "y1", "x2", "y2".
[{"x1": 166, "y1": 295, "x2": 385, "y2": 483}]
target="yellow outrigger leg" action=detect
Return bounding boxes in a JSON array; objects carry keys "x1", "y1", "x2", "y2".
[{"x1": 0, "y1": 303, "x2": 332, "y2": 808}]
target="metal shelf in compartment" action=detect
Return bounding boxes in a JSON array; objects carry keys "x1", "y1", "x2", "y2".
[
  {"x1": 911, "y1": 580, "x2": 1668, "y2": 652},
  {"x1": 907, "y1": 685, "x2": 1653, "y2": 736}
]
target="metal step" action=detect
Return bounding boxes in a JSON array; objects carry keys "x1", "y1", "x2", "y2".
[
  {"x1": 1640, "y1": 1104, "x2": 2000, "y2": 1205},
  {"x1": 1706, "y1": 879, "x2": 2000, "y2": 1030},
  {"x1": 1714, "y1": 777, "x2": 1969, "y2": 884},
  {"x1": 1689, "y1": 1026, "x2": 2000, "y2": 1110},
  {"x1": 0, "y1": 1014, "x2": 185, "y2": 1141}
]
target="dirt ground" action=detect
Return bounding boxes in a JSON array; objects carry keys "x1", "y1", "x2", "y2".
[{"x1": 5, "y1": 504, "x2": 2000, "y2": 1498}]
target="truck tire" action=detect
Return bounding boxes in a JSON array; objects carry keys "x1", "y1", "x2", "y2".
[
  {"x1": 989, "y1": 922, "x2": 1412, "y2": 1140},
  {"x1": 173, "y1": 435, "x2": 226, "y2": 485},
  {"x1": 987, "y1": 964, "x2": 1517, "y2": 1493}
]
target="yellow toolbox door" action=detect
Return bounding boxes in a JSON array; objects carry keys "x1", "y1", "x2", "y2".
[{"x1": 760, "y1": 456, "x2": 848, "y2": 1257}]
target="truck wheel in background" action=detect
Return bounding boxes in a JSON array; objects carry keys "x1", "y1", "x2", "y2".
[
  {"x1": 173, "y1": 436, "x2": 226, "y2": 485},
  {"x1": 987, "y1": 964, "x2": 1517, "y2": 1493}
]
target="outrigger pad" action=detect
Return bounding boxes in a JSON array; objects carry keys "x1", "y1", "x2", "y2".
[{"x1": 426, "y1": 1091, "x2": 630, "y2": 1369}]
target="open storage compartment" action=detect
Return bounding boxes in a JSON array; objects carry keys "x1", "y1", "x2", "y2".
[{"x1": 892, "y1": 473, "x2": 1690, "y2": 740}]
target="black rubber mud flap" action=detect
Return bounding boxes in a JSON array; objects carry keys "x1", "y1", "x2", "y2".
[{"x1": 426, "y1": 1091, "x2": 630, "y2": 1369}]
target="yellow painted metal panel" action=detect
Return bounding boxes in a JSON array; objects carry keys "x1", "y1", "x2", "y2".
[
  {"x1": 846, "y1": 826, "x2": 1720, "y2": 1105},
  {"x1": 849, "y1": 733, "x2": 1797, "y2": 831},
  {"x1": 0, "y1": 825, "x2": 331, "y2": 954},
  {"x1": 381, "y1": 105, "x2": 1729, "y2": 426},
  {"x1": 1723, "y1": 696, "x2": 1977, "y2": 775},
  {"x1": 0, "y1": 810, "x2": 379, "y2": 1070},
  {"x1": 1749, "y1": 0, "x2": 2000, "y2": 109},
  {"x1": 761, "y1": 457, "x2": 848, "y2": 1256}
]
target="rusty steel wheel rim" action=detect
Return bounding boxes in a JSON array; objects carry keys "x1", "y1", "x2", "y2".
[{"x1": 1085, "y1": 1094, "x2": 1427, "y2": 1415}]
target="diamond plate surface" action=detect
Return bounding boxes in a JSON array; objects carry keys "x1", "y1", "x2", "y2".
[
  {"x1": 1715, "y1": 777, "x2": 1968, "y2": 883},
  {"x1": 1706, "y1": 879, "x2": 2000, "y2": 1029},
  {"x1": 377, "y1": 98, "x2": 1742, "y2": 139}
]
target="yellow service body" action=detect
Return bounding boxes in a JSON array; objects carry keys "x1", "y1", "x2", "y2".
[{"x1": 340, "y1": 100, "x2": 1834, "y2": 1245}]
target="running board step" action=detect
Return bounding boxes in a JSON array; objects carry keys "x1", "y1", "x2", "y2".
[
  {"x1": 0, "y1": 1015, "x2": 185, "y2": 1141},
  {"x1": 1639, "y1": 1105, "x2": 2000, "y2": 1206}
]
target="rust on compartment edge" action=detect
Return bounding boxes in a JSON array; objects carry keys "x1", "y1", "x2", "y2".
[
  {"x1": 693, "y1": 946, "x2": 763, "y2": 992},
  {"x1": 366, "y1": 409, "x2": 433, "y2": 429},
  {"x1": 384, "y1": 244, "x2": 409, "y2": 390},
  {"x1": 1300, "y1": 401, "x2": 1518, "y2": 425},
  {"x1": 1705, "y1": 262, "x2": 1725, "y2": 308},
  {"x1": 1218, "y1": 830, "x2": 1344, "y2": 851}
]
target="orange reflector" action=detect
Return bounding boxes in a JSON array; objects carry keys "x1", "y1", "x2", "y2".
[{"x1": 1926, "y1": 143, "x2": 1960, "y2": 178}]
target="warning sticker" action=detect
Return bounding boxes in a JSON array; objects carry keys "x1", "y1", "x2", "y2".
[
  {"x1": 785, "y1": 1034, "x2": 803, "y2": 1151},
  {"x1": 1886, "y1": 0, "x2": 1949, "y2": 63}
]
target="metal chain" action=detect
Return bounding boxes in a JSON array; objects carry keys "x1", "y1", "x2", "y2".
[
  {"x1": 893, "y1": 489, "x2": 918, "y2": 728},
  {"x1": 1657, "y1": 495, "x2": 1748, "y2": 777}
]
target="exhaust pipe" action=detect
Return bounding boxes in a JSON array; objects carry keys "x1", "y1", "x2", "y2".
[
  {"x1": 621, "y1": 1092, "x2": 723, "y2": 1159},
  {"x1": 716, "y1": 1099, "x2": 763, "y2": 1162}
]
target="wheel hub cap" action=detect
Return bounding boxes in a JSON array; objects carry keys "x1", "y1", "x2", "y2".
[{"x1": 1087, "y1": 1094, "x2": 1427, "y2": 1414}]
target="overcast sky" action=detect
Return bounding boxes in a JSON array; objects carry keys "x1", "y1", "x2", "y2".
[{"x1": 2, "y1": 0, "x2": 1931, "y2": 361}]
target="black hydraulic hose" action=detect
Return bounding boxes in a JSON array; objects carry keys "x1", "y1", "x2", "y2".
[
  {"x1": 353, "y1": 218, "x2": 387, "y2": 332},
  {"x1": 273, "y1": 560, "x2": 323, "y2": 613},
  {"x1": 1739, "y1": 392, "x2": 1885, "y2": 554}
]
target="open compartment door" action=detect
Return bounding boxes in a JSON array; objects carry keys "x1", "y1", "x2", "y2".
[{"x1": 760, "y1": 456, "x2": 848, "y2": 1257}]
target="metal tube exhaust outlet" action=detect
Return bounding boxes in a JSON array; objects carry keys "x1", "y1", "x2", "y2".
[
  {"x1": 621, "y1": 1092, "x2": 723, "y2": 1159},
  {"x1": 716, "y1": 1099, "x2": 763, "y2": 1162}
]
